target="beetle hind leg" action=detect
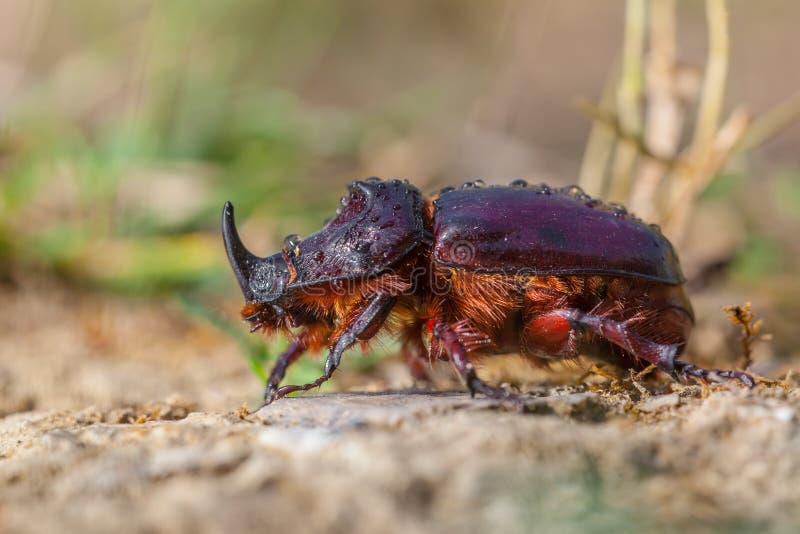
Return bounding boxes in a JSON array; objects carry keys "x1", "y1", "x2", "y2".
[
  {"x1": 431, "y1": 321, "x2": 527, "y2": 411},
  {"x1": 533, "y1": 309, "x2": 754, "y2": 388}
]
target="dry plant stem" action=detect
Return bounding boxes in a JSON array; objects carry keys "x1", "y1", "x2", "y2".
[
  {"x1": 691, "y1": 0, "x2": 729, "y2": 150},
  {"x1": 736, "y1": 90, "x2": 800, "y2": 152},
  {"x1": 722, "y1": 302, "x2": 763, "y2": 370},
  {"x1": 585, "y1": 363, "x2": 621, "y2": 383},
  {"x1": 610, "y1": 0, "x2": 646, "y2": 202},
  {"x1": 629, "y1": 364, "x2": 657, "y2": 398},
  {"x1": 576, "y1": 101, "x2": 676, "y2": 168},
  {"x1": 629, "y1": 0, "x2": 682, "y2": 220},
  {"x1": 578, "y1": 64, "x2": 620, "y2": 198},
  {"x1": 664, "y1": 106, "x2": 750, "y2": 240},
  {"x1": 635, "y1": 363, "x2": 658, "y2": 380},
  {"x1": 575, "y1": 0, "x2": 800, "y2": 246},
  {"x1": 663, "y1": 0, "x2": 731, "y2": 241}
]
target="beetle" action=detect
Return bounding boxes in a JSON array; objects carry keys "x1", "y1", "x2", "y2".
[{"x1": 222, "y1": 178, "x2": 753, "y2": 407}]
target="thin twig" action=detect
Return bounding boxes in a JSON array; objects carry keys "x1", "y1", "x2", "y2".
[
  {"x1": 664, "y1": 106, "x2": 751, "y2": 239},
  {"x1": 610, "y1": 0, "x2": 646, "y2": 201},
  {"x1": 575, "y1": 99, "x2": 678, "y2": 168},
  {"x1": 735, "y1": 90, "x2": 800, "y2": 152},
  {"x1": 663, "y1": 0, "x2": 734, "y2": 242},
  {"x1": 578, "y1": 62, "x2": 620, "y2": 198},
  {"x1": 629, "y1": 0, "x2": 681, "y2": 220},
  {"x1": 722, "y1": 302, "x2": 764, "y2": 370},
  {"x1": 690, "y1": 0, "x2": 729, "y2": 151}
]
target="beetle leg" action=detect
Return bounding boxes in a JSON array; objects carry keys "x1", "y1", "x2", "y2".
[
  {"x1": 399, "y1": 320, "x2": 432, "y2": 382},
  {"x1": 537, "y1": 309, "x2": 678, "y2": 369},
  {"x1": 262, "y1": 341, "x2": 306, "y2": 402},
  {"x1": 672, "y1": 360, "x2": 755, "y2": 388},
  {"x1": 540, "y1": 309, "x2": 754, "y2": 388},
  {"x1": 402, "y1": 340, "x2": 433, "y2": 382},
  {"x1": 263, "y1": 294, "x2": 397, "y2": 405},
  {"x1": 431, "y1": 321, "x2": 526, "y2": 411}
]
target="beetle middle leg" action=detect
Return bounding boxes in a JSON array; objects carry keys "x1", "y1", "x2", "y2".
[
  {"x1": 533, "y1": 309, "x2": 754, "y2": 387},
  {"x1": 263, "y1": 293, "x2": 397, "y2": 405},
  {"x1": 431, "y1": 321, "x2": 527, "y2": 410}
]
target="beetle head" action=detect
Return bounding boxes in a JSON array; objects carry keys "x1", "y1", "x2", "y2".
[{"x1": 222, "y1": 201, "x2": 291, "y2": 305}]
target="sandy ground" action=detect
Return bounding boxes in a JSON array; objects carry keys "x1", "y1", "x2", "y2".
[{"x1": 1, "y1": 282, "x2": 800, "y2": 533}]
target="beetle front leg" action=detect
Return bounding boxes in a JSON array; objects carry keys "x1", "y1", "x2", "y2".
[
  {"x1": 263, "y1": 340, "x2": 306, "y2": 402},
  {"x1": 432, "y1": 322, "x2": 526, "y2": 410},
  {"x1": 263, "y1": 294, "x2": 397, "y2": 405}
]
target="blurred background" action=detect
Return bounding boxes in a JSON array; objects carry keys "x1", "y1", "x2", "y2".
[{"x1": 0, "y1": 0, "x2": 799, "y2": 412}]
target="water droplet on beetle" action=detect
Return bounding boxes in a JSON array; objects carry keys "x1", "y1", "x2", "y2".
[
  {"x1": 563, "y1": 185, "x2": 586, "y2": 198},
  {"x1": 532, "y1": 183, "x2": 552, "y2": 195}
]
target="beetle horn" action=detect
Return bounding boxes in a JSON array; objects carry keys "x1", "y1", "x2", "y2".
[{"x1": 222, "y1": 201, "x2": 262, "y2": 296}]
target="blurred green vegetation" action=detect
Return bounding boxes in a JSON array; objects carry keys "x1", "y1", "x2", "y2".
[
  {"x1": 0, "y1": 1, "x2": 379, "y2": 378},
  {"x1": 0, "y1": 1, "x2": 496, "y2": 379},
  {"x1": 0, "y1": 1, "x2": 491, "y2": 294}
]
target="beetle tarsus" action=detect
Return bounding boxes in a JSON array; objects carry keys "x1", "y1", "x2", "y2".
[
  {"x1": 271, "y1": 373, "x2": 333, "y2": 401},
  {"x1": 673, "y1": 360, "x2": 755, "y2": 388},
  {"x1": 466, "y1": 372, "x2": 527, "y2": 412}
]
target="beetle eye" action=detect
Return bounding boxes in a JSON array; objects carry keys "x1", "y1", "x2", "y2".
[{"x1": 249, "y1": 261, "x2": 284, "y2": 301}]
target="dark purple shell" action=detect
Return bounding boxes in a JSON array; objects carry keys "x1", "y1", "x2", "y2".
[
  {"x1": 432, "y1": 185, "x2": 685, "y2": 284},
  {"x1": 287, "y1": 178, "x2": 424, "y2": 287}
]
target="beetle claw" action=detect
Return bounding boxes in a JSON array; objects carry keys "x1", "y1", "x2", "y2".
[
  {"x1": 464, "y1": 368, "x2": 527, "y2": 410},
  {"x1": 263, "y1": 383, "x2": 277, "y2": 403}
]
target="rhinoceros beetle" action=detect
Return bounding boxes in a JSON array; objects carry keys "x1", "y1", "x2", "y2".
[{"x1": 222, "y1": 178, "x2": 753, "y2": 407}]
